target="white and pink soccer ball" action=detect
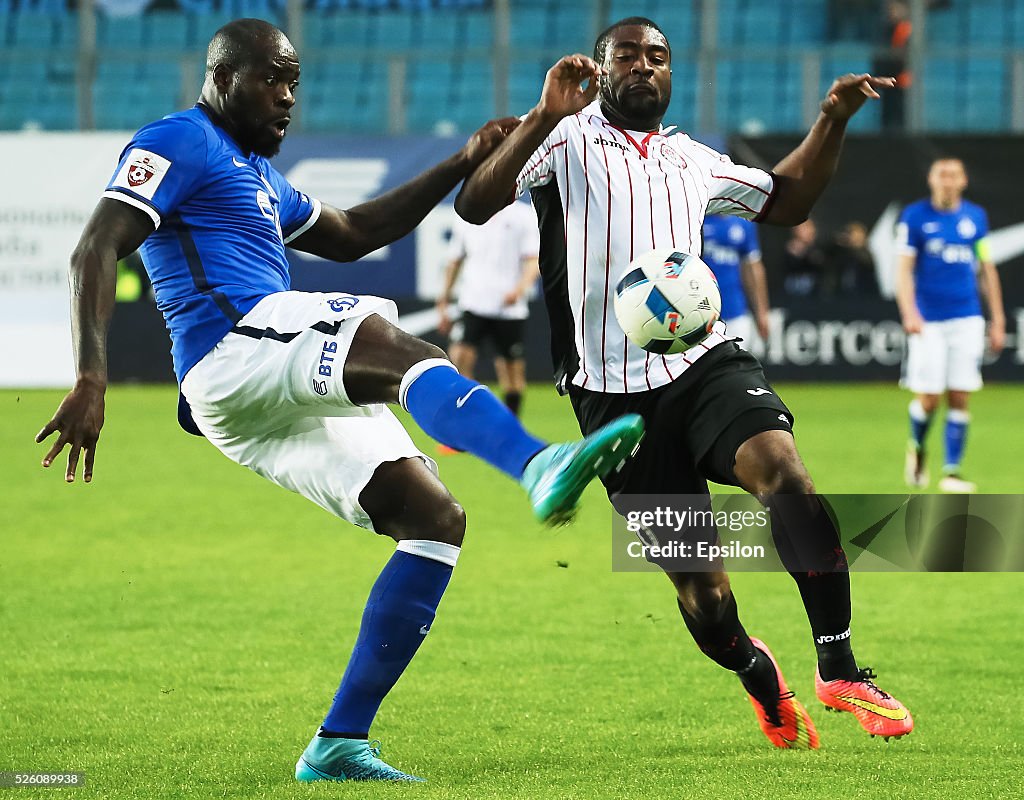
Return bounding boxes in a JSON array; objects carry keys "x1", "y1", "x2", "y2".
[{"x1": 613, "y1": 248, "x2": 722, "y2": 355}]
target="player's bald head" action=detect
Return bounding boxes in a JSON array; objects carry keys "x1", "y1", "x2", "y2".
[{"x1": 206, "y1": 18, "x2": 294, "y2": 75}]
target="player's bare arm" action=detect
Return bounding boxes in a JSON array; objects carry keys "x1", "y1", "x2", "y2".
[
  {"x1": 456, "y1": 55, "x2": 602, "y2": 223},
  {"x1": 36, "y1": 199, "x2": 154, "y2": 482},
  {"x1": 504, "y1": 256, "x2": 541, "y2": 306},
  {"x1": 436, "y1": 256, "x2": 465, "y2": 336},
  {"x1": 740, "y1": 257, "x2": 771, "y2": 339},
  {"x1": 289, "y1": 117, "x2": 520, "y2": 262},
  {"x1": 761, "y1": 74, "x2": 895, "y2": 226},
  {"x1": 895, "y1": 252, "x2": 924, "y2": 334},
  {"x1": 979, "y1": 259, "x2": 1006, "y2": 353}
]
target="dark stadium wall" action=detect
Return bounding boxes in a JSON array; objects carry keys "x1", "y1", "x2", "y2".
[{"x1": 729, "y1": 134, "x2": 1024, "y2": 302}]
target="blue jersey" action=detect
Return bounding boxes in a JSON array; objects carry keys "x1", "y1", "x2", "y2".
[
  {"x1": 104, "y1": 105, "x2": 321, "y2": 382},
  {"x1": 702, "y1": 215, "x2": 761, "y2": 320},
  {"x1": 897, "y1": 198, "x2": 988, "y2": 322}
]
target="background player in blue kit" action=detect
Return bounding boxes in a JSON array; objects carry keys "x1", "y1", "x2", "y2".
[
  {"x1": 702, "y1": 214, "x2": 771, "y2": 348},
  {"x1": 34, "y1": 18, "x2": 643, "y2": 783},
  {"x1": 896, "y1": 157, "x2": 1005, "y2": 493}
]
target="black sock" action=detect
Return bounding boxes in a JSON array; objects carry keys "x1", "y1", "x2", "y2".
[
  {"x1": 504, "y1": 391, "x2": 522, "y2": 417},
  {"x1": 676, "y1": 594, "x2": 781, "y2": 712},
  {"x1": 318, "y1": 727, "x2": 367, "y2": 739},
  {"x1": 675, "y1": 593, "x2": 757, "y2": 672},
  {"x1": 768, "y1": 496, "x2": 858, "y2": 681}
]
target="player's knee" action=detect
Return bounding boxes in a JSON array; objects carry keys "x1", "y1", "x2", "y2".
[
  {"x1": 749, "y1": 454, "x2": 815, "y2": 501},
  {"x1": 680, "y1": 579, "x2": 733, "y2": 624},
  {"x1": 418, "y1": 497, "x2": 467, "y2": 547}
]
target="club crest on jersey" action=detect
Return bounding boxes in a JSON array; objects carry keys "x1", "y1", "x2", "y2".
[
  {"x1": 659, "y1": 142, "x2": 686, "y2": 169},
  {"x1": 957, "y1": 217, "x2": 977, "y2": 239},
  {"x1": 127, "y1": 157, "x2": 156, "y2": 187},
  {"x1": 327, "y1": 296, "x2": 359, "y2": 313}
]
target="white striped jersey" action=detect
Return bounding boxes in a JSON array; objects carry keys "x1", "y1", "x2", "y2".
[{"x1": 516, "y1": 100, "x2": 775, "y2": 394}]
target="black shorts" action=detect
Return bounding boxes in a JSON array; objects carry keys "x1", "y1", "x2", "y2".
[
  {"x1": 451, "y1": 311, "x2": 525, "y2": 360},
  {"x1": 569, "y1": 343, "x2": 794, "y2": 499}
]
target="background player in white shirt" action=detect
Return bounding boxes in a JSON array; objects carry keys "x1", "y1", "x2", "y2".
[
  {"x1": 35, "y1": 19, "x2": 644, "y2": 784},
  {"x1": 457, "y1": 17, "x2": 912, "y2": 750},
  {"x1": 895, "y1": 157, "x2": 1005, "y2": 493},
  {"x1": 437, "y1": 199, "x2": 541, "y2": 417}
]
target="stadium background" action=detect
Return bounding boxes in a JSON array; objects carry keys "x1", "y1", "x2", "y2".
[
  {"x1": 1, "y1": 0, "x2": 1023, "y2": 385},
  {"x1": 3, "y1": 2, "x2": 1023, "y2": 799}
]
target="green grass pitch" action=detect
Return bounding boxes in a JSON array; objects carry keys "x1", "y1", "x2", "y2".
[{"x1": 3, "y1": 383, "x2": 1022, "y2": 799}]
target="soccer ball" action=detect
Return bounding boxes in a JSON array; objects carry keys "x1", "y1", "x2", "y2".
[{"x1": 613, "y1": 249, "x2": 722, "y2": 355}]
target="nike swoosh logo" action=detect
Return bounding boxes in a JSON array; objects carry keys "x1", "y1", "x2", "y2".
[
  {"x1": 455, "y1": 385, "x2": 485, "y2": 408},
  {"x1": 419, "y1": 625, "x2": 431, "y2": 635},
  {"x1": 746, "y1": 387, "x2": 772, "y2": 396},
  {"x1": 836, "y1": 695, "x2": 909, "y2": 720},
  {"x1": 232, "y1": 157, "x2": 249, "y2": 168}
]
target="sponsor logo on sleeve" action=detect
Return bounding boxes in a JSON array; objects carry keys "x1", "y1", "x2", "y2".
[{"x1": 112, "y1": 149, "x2": 172, "y2": 201}]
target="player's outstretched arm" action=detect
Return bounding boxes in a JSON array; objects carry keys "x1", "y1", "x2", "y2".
[
  {"x1": 288, "y1": 117, "x2": 520, "y2": 262},
  {"x1": 760, "y1": 74, "x2": 895, "y2": 226},
  {"x1": 456, "y1": 55, "x2": 602, "y2": 224},
  {"x1": 36, "y1": 199, "x2": 153, "y2": 483}
]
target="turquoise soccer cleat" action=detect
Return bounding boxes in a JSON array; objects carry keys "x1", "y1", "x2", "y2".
[
  {"x1": 521, "y1": 413, "x2": 645, "y2": 526},
  {"x1": 295, "y1": 735, "x2": 425, "y2": 783}
]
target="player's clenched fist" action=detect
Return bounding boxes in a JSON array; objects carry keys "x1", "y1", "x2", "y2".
[{"x1": 537, "y1": 55, "x2": 603, "y2": 122}]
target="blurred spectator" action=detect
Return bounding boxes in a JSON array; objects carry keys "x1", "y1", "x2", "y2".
[
  {"x1": 782, "y1": 219, "x2": 826, "y2": 297},
  {"x1": 874, "y1": 0, "x2": 912, "y2": 130},
  {"x1": 822, "y1": 221, "x2": 879, "y2": 297},
  {"x1": 826, "y1": 0, "x2": 878, "y2": 42}
]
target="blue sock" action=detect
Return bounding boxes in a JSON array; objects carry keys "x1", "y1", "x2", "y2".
[
  {"x1": 322, "y1": 543, "x2": 458, "y2": 737},
  {"x1": 908, "y1": 399, "x2": 933, "y2": 450},
  {"x1": 944, "y1": 410, "x2": 969, "y2": 472},
  {"x1": 401, "y1": 360, "x2": 545, "y2": 479}
]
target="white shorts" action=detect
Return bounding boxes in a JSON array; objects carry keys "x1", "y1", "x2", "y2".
[
  {"x1": 180, "y1": 291, "x2": 436, "y2": 531},
  {"x1": 901, "y1": 315, "x2": 985, "y2": 394},
  {"x1": 724, "y1": 314, "x2": 755, "y2": 350}
]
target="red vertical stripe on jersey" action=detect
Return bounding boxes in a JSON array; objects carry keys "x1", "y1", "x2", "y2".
[
  {"x1": 599, "y1": 138, "x2": 613, "y2": 392},
  {"x1": 580, "y1": 115, "x2": 590, "y2": 388},
  {"x1": 658, "y1": 160, "x2": 677, "y2": 248},
  {"x1": 676, "y1": 162, "x2": 693, "y2": 252},
  {"x1": 644, "y1": 163, "x2": 655, "y2": 390},
  {"x1": 622, "y1": 150, "x2": 636, "y2": 392}
]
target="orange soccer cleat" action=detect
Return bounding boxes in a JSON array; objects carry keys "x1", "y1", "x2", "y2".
[
  {"x1": 745, "y1": 638, "x2": 820, "y2": 750},
  {"x1": 815, "y1": 667, "x2": 914, "y2": 741}
]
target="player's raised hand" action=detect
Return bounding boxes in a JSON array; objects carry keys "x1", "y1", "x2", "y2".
[
  {"x1": 537, "y1": 55, "x2": 603, "y2": 121},
  {"x1": 821, "y1": 74, "x2": 896, "y2": 121},
  {"x1": 36, "y1": 380, "x2": 106, "y2": 483},
  {"x1": 462, "y1": 116, "x2": 522, "y2": 168}
]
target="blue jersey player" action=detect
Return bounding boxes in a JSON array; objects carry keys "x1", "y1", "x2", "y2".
[
  {"x1": 896, "y1": 157, "x2": 1005, "y2": 493},
  {"x1": 702, "y1": 214, "x2": 771, "y2": 347},
  {"x1": 35, "y1": 19, "x2": 643, "y2": 783}
]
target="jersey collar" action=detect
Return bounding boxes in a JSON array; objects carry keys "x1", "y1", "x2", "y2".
[{"x1": 585, "y1": 100, "x2": 676, "y2": 158}]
